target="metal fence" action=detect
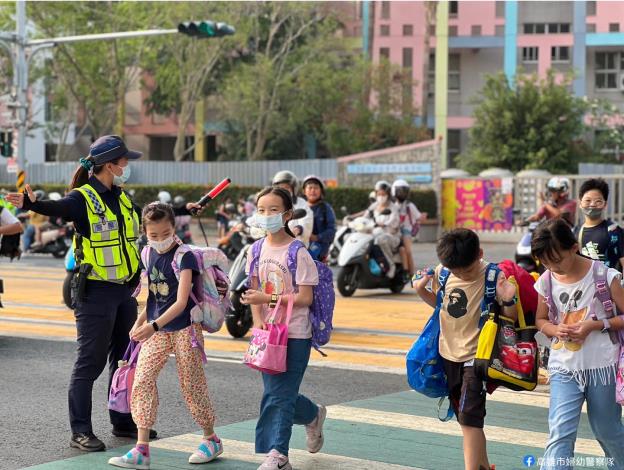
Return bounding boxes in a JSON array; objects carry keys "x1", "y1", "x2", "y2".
[
  {"x1": 514, "y1": 174, "x2": 624, "y2": 226},
  {"x1": 0, "y1": 159, "x2": 339, "y2": 187}
]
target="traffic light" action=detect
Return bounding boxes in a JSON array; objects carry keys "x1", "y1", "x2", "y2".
[
  {"x1": 0, "y1": 131, "x2": 12, "y2": 158},
  {"x1": 177, "y1": 21, "x2": 235, "y2": 38}
]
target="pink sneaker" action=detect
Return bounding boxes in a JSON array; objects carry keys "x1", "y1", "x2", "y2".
[
  {"x1": 257, "y1": 449, "x2": 292, "y2": 470},
  {"x1": 305, "y1": 404, "x2": 327, "y2": 453}
]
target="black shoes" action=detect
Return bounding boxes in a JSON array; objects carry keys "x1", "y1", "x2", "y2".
[
  {"x1": 112, "y1": 425, "x2": 158, "y2": 440},
  {"x1": 70, "y1": 432, "x2": 106, "y2": 452}
]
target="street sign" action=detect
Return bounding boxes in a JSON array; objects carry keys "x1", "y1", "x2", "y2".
[
  {"x1": 16, "y1": 170, "x2": 25, "y2": 192},
  {"x1": 7, "y1": 157, "x2": 17, "y2": 173}
]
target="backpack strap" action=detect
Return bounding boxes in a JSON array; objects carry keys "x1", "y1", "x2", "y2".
[
  {"x1": 543, "y1": 271, "x2": 559, "y2": 324},
  {"x1": 479, "y1": 263, "x2": 500, "y2": 329},
  {"x1": 286, "y1": 239, "x2": 307, "y2": 293},
  {"x1": 592, "y1": 261, "x2": 615, "y2": 319},
  {"x1": 246, "y1": 238, "x2": 266, "y2": 288},
  {"x1": 171, "y1": 244, "x2": 191, "y2": 281},
  {"x1": 607, "y1": 222, "x2": 621, "y2": 268}
]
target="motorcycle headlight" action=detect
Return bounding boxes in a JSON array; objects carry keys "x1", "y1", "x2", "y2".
[{"x1": 517, "y1": 245, "x2": 532, "y2": 256}]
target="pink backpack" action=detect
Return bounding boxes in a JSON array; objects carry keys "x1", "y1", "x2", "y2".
[
  {"x1": 243, "y1": 295, "x2": 293, "y2": 374},
  {"x1": 108, "y1": 341, "x2": 141, "y2": 414}
]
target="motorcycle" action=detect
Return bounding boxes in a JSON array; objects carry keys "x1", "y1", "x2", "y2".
[
  {"x1": 219, "y1": 218, "x2": 254, "y2": 262},
  {"x1": 30, "y1": 222, "x2": 73, "y2": 258},
  {"x1": 225, "y1": 208, "x2": 308, "y2": 338},
  {"x1": 515, "y1": 221, "x2": 543, "y2": 274},
  {"x1": 328, "y1": 207, "x2": 352, "y2": 266},
  {"x1": 336, "y1": 213, "x2": 407, "y2": 297}
]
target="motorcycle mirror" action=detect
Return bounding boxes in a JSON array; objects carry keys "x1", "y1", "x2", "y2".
[
  {"x1": 292, "y1": 208, "x2": 307, "y2": 220},
  {"x1": 340, "y1": 206, "x2": 347, "y2": 214}
]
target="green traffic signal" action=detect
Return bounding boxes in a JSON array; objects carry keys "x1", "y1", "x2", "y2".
[
  {"x1": 0, "y1": 132, "x2": 12, "y2": 158},
  {"x1": 178, "y1": 20, "x2": 235, "y2": 38}
]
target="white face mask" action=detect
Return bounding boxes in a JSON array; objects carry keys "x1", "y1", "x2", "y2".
[
  {"x1": 377, "y1": 195, "x2": 388, "y2": 205},
  {"x1": 253, "y1": 212, "x2": 284, "y2": 234},
  {"x1": 112, "y1": 164, "x2": 131, "y2": 185},
  {"x1": 148, "y1": 236, "x2": 175, "y2": 254}
]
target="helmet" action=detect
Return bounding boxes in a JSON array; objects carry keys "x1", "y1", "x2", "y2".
[
  {"x1": 392, "y1": 179, "x2": 410, "y2": 200},
  {"x1": 546, "y1": 177, "x2": 570, "y2": 194},
  {"x1": 34, "y1": 189, "x2": 46, "y2": 201},
  {"x1": 272, "y1": 170, "x2": 298, "y2": 195},
  {"x1": 157, "y1": 190, "x2": 172, "y2": 204},
  {"x1": 225, "y1": 203, "x2": 237, "y2": 214},
  {"x1": 374, "y1": 180, "x2": 391, "y2": 194},
  {"x1": 302, "y1": 175, "x2": 324, "y2": 193},
  {"x1": 48, "y1": 192, "x2": 62, "y2": 201},
  {"x1": 368, "y1": 191, "x2": 376, "y2": 203},
  {"x1": 173, "y1": 195, "x2": 185, "y2": 206}
]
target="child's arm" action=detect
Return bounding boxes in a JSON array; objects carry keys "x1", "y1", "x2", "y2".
[
  {"x1": 129, "y1": 306, "x2": 148, "y2": 339},
  {"x1": 414, "y1": 271, "x2": 437, "y2": 308},
  {"x1": 496, "y1": 273, "x2": 518, "y2": 322},
  {"x1": 536, "y1": 294, "x2": 574, "y2": 341}
]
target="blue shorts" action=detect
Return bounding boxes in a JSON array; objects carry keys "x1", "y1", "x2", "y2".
[{"x1": 401, "y1": 227, "x2": 413, "y2": 237}]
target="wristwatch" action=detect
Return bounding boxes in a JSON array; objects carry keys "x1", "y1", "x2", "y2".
[
  {"x1": 268, "y1": 294, "x2": 278, "y2": 309},
  {"x1": 502, "y1": 297, "x2": 517, "y2": 307},
  {"x1": 150, "y1": 320, "x2": 160, "y2": 332},
  {"x1": 601, "y1": 318, "x2": 611, "y2": 334}
]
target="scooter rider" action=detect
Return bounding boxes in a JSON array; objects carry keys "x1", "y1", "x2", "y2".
[
  {"x1": 6, "y1": 135, "x2": 201, "y2": 452},
  {"x1": 526, "y1": 177, "x2": 577, "y2": 227},
  {"x1": 392, "y1": 179, "x2": 422, "y2": 278},
  {"x1": 303, "y1": 175, "x2": 336, "y2": 262},
  {"x1": 366, "y1": 181, "x2": 401, "y2": 279},
  {"x1": 271, "y1": 170, "x2": 314, "y2": 247}
]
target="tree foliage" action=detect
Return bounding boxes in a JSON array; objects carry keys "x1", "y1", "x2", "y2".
[{"x1": 459, "y1": 71, "x2": 588, "y2": 174}]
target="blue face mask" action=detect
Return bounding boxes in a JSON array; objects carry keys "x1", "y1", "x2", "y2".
[
  {"x1": 112, "y1": 164, "x2": 131, "y2": 185},
  {"x1": 254, "y1": 212, "x2": 284, "y2": 234}
]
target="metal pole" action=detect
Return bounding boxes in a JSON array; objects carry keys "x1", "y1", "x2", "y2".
[{"x1": 15, "y1": 0, "x2": 27, "y2": 172}]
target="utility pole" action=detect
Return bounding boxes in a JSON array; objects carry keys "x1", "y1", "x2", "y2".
[{"x1": 0, "y1": 1, "x2": 234, "y2": 180}]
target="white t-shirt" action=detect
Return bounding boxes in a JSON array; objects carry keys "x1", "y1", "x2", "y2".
[
  {"x1": 0, "y1": 208, "x2": 18, "y2": 226},
  {"x1": 534, "y1": 261, "x2": 621, "y2": 386}
]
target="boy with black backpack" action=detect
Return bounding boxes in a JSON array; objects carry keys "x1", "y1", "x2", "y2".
[
  {"x1": 576, "y1": 178, "x2": 624, "y2": 271},
  {"x1": 414, "y1": 229, "x2": 518, "y2": 470}
]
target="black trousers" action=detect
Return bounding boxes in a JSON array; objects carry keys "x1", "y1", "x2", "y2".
[{"x1": 68, "y1": 279, "x2": 137, "y2": 434}]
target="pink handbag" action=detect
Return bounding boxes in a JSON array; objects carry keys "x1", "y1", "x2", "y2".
[
  {"x1": 109, "y1": 341, "x2": 141, "y2": 414},
  {"x1": 616, "y1": 331, "x2": 624, "y2": 405},
  {"x1": 243, "y1": 295, "x2": 293, "y2": 375}
]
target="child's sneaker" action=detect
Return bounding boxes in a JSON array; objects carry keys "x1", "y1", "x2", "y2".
[
  {"x1": 189, "y1": 435, "x2": 223, "y2": 464},
  {"x1": 305, "y1": 404, "x2": 327, "y2": 453},
  {"x1": 257, "y1": 449, "x2": 292, "y2": 470},
  {"x1": 108, "y1": 447, "x2": 150, "y2": 470}
]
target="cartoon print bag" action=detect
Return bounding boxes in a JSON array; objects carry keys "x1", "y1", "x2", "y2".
[{"x1": 243, "y1": 295, "x2": 294, "y2": 375}]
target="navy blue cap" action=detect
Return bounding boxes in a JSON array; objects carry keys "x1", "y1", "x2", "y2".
[{"x1": 89, "y1": 135, "x2": 142, "y2": 164}]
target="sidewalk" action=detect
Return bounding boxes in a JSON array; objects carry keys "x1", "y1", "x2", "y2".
[{"x1": 30, "y1": 388, "x2": 598, "y2": 470}]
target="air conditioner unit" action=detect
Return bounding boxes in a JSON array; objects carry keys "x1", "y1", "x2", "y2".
[{"x1": 619, "y1": 73, "x2": 624, "y2": 91}]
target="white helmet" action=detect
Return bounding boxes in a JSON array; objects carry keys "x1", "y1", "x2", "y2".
[
  {"x1": 48, "y1": 192, "x2": 62, "y2": 201},
  {"x1": 546, "y1": 177, "x2": 570, "y2": 194},
  {"x1": 157, "y1": 190, "x2": 172, "y2": 204},
  {"x1": 374, "y1": 180, "x2": 391, "y2": 194},
  {"x1": 391, "y1": 179, "x2": 410, "y2": 200}
]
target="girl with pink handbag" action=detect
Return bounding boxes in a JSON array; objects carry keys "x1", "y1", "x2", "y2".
[{"x1": 241, "y1": 186, "x2": 327, "y2": 470}]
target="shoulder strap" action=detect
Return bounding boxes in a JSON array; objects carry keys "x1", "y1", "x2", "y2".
[
  {"x1": 171, "y1": 244, "x2": 192, "y2": 280},
  {"x1": 542, "y1": 271, "x2": 559, "y2": 324},
  {"x1": 287, "y1": 239, "x2": 306, "y2": 292},
  {"x1": 592, "y1": 260, "x2": 615, "y2": 318},
  {"x1": 247, "y1": 238, "x2": 265, "y2": 287},
  {"x1": 140, "y1": 245, "x2": 151, "y2": 271},
  {"x1": 479, "y1": 263, "x2": 500, "y2": 328},
  {"x1": 577, "y1": 225, "x2": 584, "y2": 246}
]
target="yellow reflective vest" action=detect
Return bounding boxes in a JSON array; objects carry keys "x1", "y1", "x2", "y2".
[{"x1": 74, "y1": 184, "x2": 140, "y2": 283}]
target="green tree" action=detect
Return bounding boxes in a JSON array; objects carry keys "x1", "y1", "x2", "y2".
[
  {"x1": 459, "y1": 71, "x2": 588, "y2": 174},
  {"x1": 586, "y1": 98, "x2": 624, "y2": 162}
]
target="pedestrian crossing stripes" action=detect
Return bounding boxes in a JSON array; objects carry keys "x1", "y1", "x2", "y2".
[{"x1": 28, "y1": 389, "x2": 602, "y2": 470}]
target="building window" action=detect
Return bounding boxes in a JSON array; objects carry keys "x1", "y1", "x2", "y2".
[
  {"x1": 403, "y1": 24, "x2": 413, "y2": 36},
  {"x1": 379, "y1": 47, "x2": 390, "y2": 61},
  {"x1": 524, "y1": 23, "x2": 534, "y2": 34},
  {"x1": 595, "y1": 52, "x2": 618, "y2": 90},
  {"x1": 610, "y1": 23, "x2": 620, "y2": 33},
  {"x1": 560, "y1": 23, "x2": 570, "y2": 33},
  {"x1": 495, "y1": 24, "x2": 505, "y2": 36},
  {"x1": 551, "y1": 46, "x2": 570, "y2": 62},
  {"x1": 587, "y1": 23, "x2": 596, "y2": 33},
  {"x1": 428, "y1": 24, "x2": 436, "y2": 36},
  {"x1": 471, "y1": 25, "x2": 482, "y2": 36},
  {"x1": 448, "y1": 129, "x2": 461, "y2": 168},
  {"x1": 495, "y1": 1, "x2": 505, "y2": 18},
  {"x1": 380, "y1": 24, "x2": 390, "y2": 36},
  {"x1": 381, "y1": 1, "x2": 390, "y2": 19},
  {"x1": 524, "y1": 23, "x2": 569, "y2": 34},
  {"x1": 536, "y1": 23, "x2": 546, "y2": 34},
  {"x1": 587, "y1": 1, "x2": 597, "y2": 16},
  {"x1": 449, "y1": 1, "x2": 458, "y2": 18},
  {"x1": 428, "y1": 53, "x2": 435, "y2": 97},
  {"x1": 402, "y1": 47, "x2": 413, "y2": 69},
  {"x1": 449, "y1": 25, "x2": 458, "y2": 37},
  {"x1": 522, "y1": 47, "x2": 539, "y2": 63},
  {"x1": 449, "y1": 53, "x2": 460, "y2": 91}
]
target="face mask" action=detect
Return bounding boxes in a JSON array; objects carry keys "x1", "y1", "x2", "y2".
[
  {"x1": 581, "y1": 207, "x2": 603, "y2": 220},
  {"x1": 253, "y1": 213, "x2": 284, "y2": 234},
  {"x1": 148, "y1": 236, "x2": 175, "y2": 253},
  {"x1": 112, "y1": 164, "x2": 131, "y2": 185},
  {"x1": 377, "y1": 195, "x2": 388, "y2": 205}
]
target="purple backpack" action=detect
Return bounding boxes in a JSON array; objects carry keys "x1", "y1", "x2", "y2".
[
  {"x1": 248, "y1": 238, "x2": 335, "y2": 355},
  {"x1": 108, "y1": 341, "x2": 141, "y2": 414}
]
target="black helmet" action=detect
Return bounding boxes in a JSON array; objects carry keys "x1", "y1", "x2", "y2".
[
  {"x1": 272, "y1": 170, "x2": 298, "y2": 195},
  {"x1": 302, "y1": 175, "x2": 325, "y2": 194}
]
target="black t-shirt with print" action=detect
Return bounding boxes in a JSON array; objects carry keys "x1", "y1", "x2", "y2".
[
  {"x1": 145, "y1": 247, "x2": 199, "y2": 332},
  {"x1": 576, "y1": 220, "x2": 624, "y2": 269}
]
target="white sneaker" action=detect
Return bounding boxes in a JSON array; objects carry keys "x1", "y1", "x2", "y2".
[
  {"x1": 188, "y1": 436, "x2": 223, "y2": 464},
  {"x1": 305, "y1": 404, "x2": 327, "y2": 453},
  {"x1": 257, "y1": 449, "x2": 292, "y2": 470}
]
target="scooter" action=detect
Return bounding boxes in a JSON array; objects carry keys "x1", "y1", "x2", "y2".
[
  {"x1": 515, "y1": 221, "x2": 543, "y2": 274},
  {"x1": 219, "y1": 217, "x2": 254, "y2": 262},
  {"x1": 63, "y1": 245, "x2": 76, "y2": 309},
  {"x1": 328, "y1": 207, "x2": 352, "y2": 266},
  {"x1": 30, "y1": 222, "x2": 73, "y2": 258},
  {"x1": 336, "y1": 214, "x2": 407, "y2": 297},
  {"x1": 226, "y1": 208, "x2": 308, "y2": 338}
]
